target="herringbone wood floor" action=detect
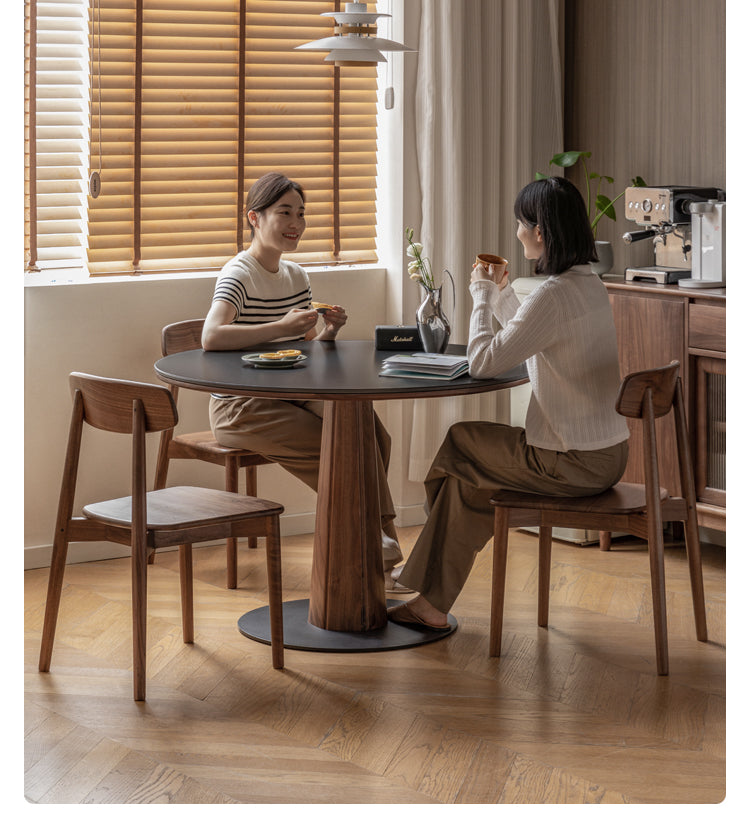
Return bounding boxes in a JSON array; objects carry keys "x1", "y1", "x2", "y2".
[{"x1": 24, "y1": 526, "x2": 726, "y2": 804}]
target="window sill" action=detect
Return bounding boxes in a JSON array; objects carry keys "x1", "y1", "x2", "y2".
[{"x1": 23, "y1": 262, "x2": 386, "y2": 288}]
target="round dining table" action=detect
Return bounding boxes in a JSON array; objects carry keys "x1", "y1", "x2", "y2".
[{"x1": 155, "y1": 339, "x2": 528, "y2": 653}]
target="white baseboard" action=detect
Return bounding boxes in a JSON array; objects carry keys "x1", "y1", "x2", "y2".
[{"x1": 394, "y1": 503, "x2": 428, "y2": 528}]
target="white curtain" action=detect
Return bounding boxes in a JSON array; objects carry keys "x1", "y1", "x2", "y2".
[{"x1": 408, "y1": 0, "x2": 564, "y2": 481}]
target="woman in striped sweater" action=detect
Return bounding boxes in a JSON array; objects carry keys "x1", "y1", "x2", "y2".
[
  {"x1": 202, "y1": 172, "x2": 403, "y2": 576},
  {"x1": 389, "y1": 177, "x2": 630, "y2": 631}
]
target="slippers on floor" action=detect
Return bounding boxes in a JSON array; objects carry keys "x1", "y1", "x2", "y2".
[
  {"x1": 384, "y1": 572, "x2": 416, "y2": 594},
  {"x1": 387, "y1": 602, "x2": 452, "y2": 632}
]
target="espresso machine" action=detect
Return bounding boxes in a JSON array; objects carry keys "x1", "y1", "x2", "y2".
[{"x1": 622, "y1": 185, "x2": 725, "y2": 284}]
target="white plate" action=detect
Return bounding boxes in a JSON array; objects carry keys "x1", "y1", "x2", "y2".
[{"x1": 241, "y1": 353, "x2": 307, "y2": 369}]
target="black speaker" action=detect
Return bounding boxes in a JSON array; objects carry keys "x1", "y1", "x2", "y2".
[{"x1": 375, "y1": 325, "x2": 423, "y2": 351}]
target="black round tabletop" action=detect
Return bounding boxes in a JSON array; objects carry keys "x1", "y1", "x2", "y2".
[{"x1": 154, "y1": 340, "x2": 528, "y2": 401}]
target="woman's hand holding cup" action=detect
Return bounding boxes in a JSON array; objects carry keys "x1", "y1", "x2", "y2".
[{"x1": 472, "y1": 253, "x2": 510, "y2": 290}]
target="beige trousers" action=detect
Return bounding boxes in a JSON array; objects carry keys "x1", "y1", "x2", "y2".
[
  {"x1": 209, "y1": 396, "x2": 402, "y2": 569},
  {"x1": 398, "y1": 422, "x2": 629, "y2": 612}
]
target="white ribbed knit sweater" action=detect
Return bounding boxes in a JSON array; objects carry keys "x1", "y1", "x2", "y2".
[{"x1": 468, "y1": 265, "x2": 630, "y2": 452}]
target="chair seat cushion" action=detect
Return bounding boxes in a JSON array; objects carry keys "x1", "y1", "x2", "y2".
[
  {"x1": 83, "y1": 486, "x2": 283, "y2": 530},
  {"x1": 490, "y1": 482, "x2": 669, "y2": 514}
]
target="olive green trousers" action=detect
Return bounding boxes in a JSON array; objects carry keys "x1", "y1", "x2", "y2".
[{"x1": 398, "y1": 422, "x2": 629, "y2": 613}]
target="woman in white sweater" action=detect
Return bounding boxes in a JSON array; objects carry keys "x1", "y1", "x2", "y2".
[{"x1": 389, "y1": 177, "x2": 630, "y2": 631}]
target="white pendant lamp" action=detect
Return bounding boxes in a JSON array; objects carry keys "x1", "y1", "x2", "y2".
[{"x1": 295, "y1": 2, "x2": 414, "y2": 66}]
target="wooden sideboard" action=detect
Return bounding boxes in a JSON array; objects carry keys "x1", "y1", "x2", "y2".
[{"x1": 604, "y1": 278, "x2": 726, "y2": 532}]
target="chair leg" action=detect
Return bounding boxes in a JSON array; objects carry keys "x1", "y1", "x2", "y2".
[
  {"x1": 265, "y1": 515, "x2": 284, "y2": 670},
  {"x1": 598, "y1": 532, "x2": 612, "y2": 551},
  {"x1": 672, "y1": 375, "x2": 707, "y2": 643},
  {"x1": 150, "y1": 434, "x2": 174, "y2": 566},
  {"x1": 178, "y1": 543, "x2": 194, "y2": 644},
  {"x1": 41, "y1": 395, "x2": 82, "y2": 673},
  {"x1": 647, "y1": 520, "x2": 669, "y2": 676},
  {"x1": 245, "y1": 466, "x2": 259, "y2": 549},
  {"x1": 489, "y1": 507, "x2": 510, "y2": 657},
  {"x1": 225, "y1": 463, "x2": 239, "y2": 589},
  {"x1": 641, "y1": 390, "x2": 670, "y2": 676},
  {"x1": 538, "y1": 526, "x2": 552, "y2": 627},
  {"x1": 38, "y1": 534, "x2": 70, "y2": 672},
  {"x1": 683, "y1": 518, "x2": 708, "y2": 642},
  {"x1": 131, "y1": 539, "x2": 148, "y2": 701}
]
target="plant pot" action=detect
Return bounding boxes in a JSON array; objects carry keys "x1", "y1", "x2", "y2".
[{"x1": 591, "y1": 241, "x2": 614, "y2": 276}]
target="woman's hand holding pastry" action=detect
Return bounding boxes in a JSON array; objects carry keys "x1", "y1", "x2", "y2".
[
  {"x1": 280, "y1": 307, "x2": 318, "y2": 336},
  {"x1": 318, "y1": 305, "x2": 347, "y2": 339}
]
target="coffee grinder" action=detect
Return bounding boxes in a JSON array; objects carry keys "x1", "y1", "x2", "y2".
[{"x1": 622, "y1": 186, "x2": 724, "y2": 284}]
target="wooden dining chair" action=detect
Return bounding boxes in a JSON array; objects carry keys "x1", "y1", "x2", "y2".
[
  {"x1": 154, "y1": 319, "x2": 272, "y2": 589},
  {"x1": 488, "y1": 361, "x2": 707, "y2": 675},
  {"x1": 38, "y1": 373, "x2": 285, "y2": 701}
]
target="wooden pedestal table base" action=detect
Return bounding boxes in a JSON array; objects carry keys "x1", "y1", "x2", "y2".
[
  {"x1": 238, "y1": 400, "x2": 457, "y2": 651},
  {"x1": 154, "y1": 341, "x2": 526, "y2": 654}
]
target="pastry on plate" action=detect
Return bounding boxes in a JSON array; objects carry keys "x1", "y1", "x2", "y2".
[{"x1": 258, "y1": 349, "x2": 301, "y2": 360}]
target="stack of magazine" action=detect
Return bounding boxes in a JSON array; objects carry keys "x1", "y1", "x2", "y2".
[{"x1": 379, "y1": 352, "x2": 470, "y2": 380}]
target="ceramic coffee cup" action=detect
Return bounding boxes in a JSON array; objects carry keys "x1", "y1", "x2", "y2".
[{"x1": 475, "y1": 253, "x2": 508, "y2": 271}]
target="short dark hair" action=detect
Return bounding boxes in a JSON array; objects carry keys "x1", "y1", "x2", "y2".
[
  {"x1": 245, "y1": 172, "x2": 305, "y2": 239},
  {"x1": 513, "y1": 176, "x2": 597, "y2": 276}
]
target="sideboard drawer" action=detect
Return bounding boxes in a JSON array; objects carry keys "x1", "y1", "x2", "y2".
[{"x1": 689, "y1": 304, "x2": 725, "y2": 352}]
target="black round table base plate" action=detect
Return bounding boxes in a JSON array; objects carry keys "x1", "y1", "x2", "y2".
[{"x1": 238, "y1": 599, "x2": 457, "y2": 653}]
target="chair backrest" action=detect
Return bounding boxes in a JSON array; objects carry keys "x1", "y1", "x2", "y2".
[
  {"x1": 162, "y1": 319, "x2": 205, "y2": 356},
  {"x1": 614, "y1": 360, "x2": 695, "y2": 512},
  {"x1": 154, "y1": 322, "x2": 205, "y2": 476},
  {"x1": 615, "y1": 361, "x2": 680, "y2": 420},
  {"x1": 70, "y1": 372, "x2": 178, "y2": 434}
]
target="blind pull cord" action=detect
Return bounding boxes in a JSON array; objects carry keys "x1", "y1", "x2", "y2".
[{"x1": 89, "y1": 0, "x2": 102, "y2": 198}]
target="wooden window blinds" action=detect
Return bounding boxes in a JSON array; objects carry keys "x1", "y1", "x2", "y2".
[
  {"x1": 25, "y1": 1, "x2": 90, "y2": 271},
  {"x1": 26, "y1": 0, "x2": 379, "y2": 275}
]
